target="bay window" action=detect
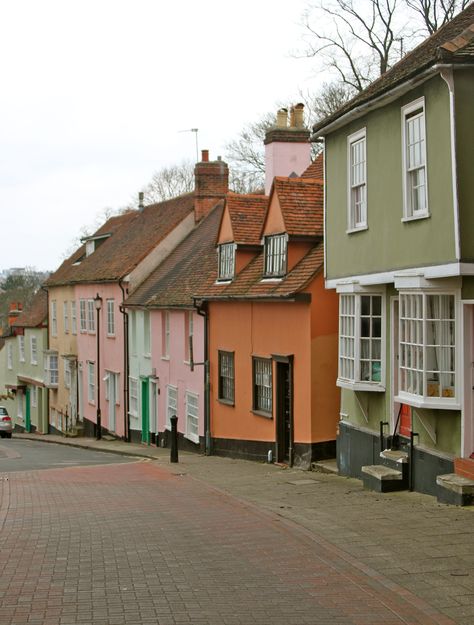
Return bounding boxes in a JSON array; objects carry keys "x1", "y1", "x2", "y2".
[
  {"x1": 398, "y1": 292, "x2": 457, "y2": 406},
  {"x1": 338, "y1": 293, "x2": 384, "y2": 389}
]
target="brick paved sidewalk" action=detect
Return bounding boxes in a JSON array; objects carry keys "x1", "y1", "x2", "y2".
[{"x1": 11, "y1": 432, "x2": 474, "y2": 624}]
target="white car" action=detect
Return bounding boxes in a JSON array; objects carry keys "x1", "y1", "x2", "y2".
[{"x1": 0, "y1": 406, "x2": 13, "y2": 438}]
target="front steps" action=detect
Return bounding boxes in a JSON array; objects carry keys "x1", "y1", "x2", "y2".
[
  {"x1": 436, "y1": 457, "x2": 474, "y2": 506},
  {"x1": 361, "y1": 449, "x2": 409, "y2": 493}
]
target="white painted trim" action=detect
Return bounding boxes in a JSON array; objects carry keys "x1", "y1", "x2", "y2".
[
  {"x1": 347, "y1": 128, "x2": 367, "y2": 231},
  {"x1": 337, "y1": 379, "x2": 386, "y2": 393},
  {"x1": 326, "y1": 262, "x2": 474, "y2": 290},
  {"x1": 401, "y1": 97, "x2": 429, "y2": 220},
  {"x1": 395, "y1": 393, "x2": 461, "y2": 411},
  {"x1": 439, "y1": 67, "x2": 460, "y2": 261}
]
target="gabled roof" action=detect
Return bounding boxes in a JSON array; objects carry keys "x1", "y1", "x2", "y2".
[
  {"x1": 124, "y1": 202, "x2": 224, "y2": 309},
  {"x1": 223, "y1": 193, "x2": 268, "y2": 246},
  {"x1": 12, "y1": 290, "x2": 47, "y2": 328},
  {"x1": 313, "y1": 3, "x2": 474, "y2": 135},
  {"x1": 301, "y1": 153, "x2": 324, "y2": 181},
  {"x1": 45, "y1": 195, "x2": 195, "y2": 286},
  {"x1": 267, "y1": 177, "x2": 323, "y2": 238},
  {"x1": 197, "y1": 243, "x2": 324, "y2": 301}
]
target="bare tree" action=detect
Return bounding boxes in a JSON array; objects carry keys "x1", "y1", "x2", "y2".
[
  {"x1": 299, "y1": 81, "x2": 355, "y2": 121},
  {"x1": 301, "y1": 0, "x2": 402, "y2": 92},
  {"x1": 405, "y1": 0, "x2": 471, "y2": 34},
  {"x1": 144, "y1": 160, "x2": 195, "y2": 204}
]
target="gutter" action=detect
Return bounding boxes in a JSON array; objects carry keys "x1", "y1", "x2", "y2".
[
  {"x1": 119, "y1": 279, "x2": 130, "y2": 442},
  {"x1": 196, "y1": 292, "x2": 312, "y2": 303},
  {"x1": 311, "y1": 65, "x2": 439, "y2": 138}
]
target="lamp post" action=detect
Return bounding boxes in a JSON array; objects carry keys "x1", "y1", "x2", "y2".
[{"x1": 94, "y1": 293, "x2": 103, "y2": 440}]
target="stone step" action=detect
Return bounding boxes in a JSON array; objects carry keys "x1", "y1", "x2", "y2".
[
  {"x1": 436, "y1": 473, "x2": 474, "y2": 506},
  {"x1": 311, "y1": 459, "x2": 338, "y2": 475},
  {"x1": 361, "y1": 464, "x2": 407, "y2": 493},
  {"x1": 380, "y1": 449, "x2": 409, "y2": 478}
]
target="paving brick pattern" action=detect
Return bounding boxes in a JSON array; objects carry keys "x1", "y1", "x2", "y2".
[{"x1": 0, "y1": 457, "x2": 461, "y2": 625}]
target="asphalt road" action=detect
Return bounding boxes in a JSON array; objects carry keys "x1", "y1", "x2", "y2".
[{"x1": 0, "y1": 438, "x2": 134, "y2": 472}]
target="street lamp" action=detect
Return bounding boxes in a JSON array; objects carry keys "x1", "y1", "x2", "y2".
[{"x1": 94, "y1": 293, "x2": 103, "y2": 440}]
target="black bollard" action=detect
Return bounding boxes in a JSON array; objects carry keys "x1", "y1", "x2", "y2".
[{"x1": 170, "y1": 414, "x2": 178, "y2": 463}]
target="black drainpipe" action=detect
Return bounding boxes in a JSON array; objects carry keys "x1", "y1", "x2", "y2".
[
  {"x1": 194, "y1": 299, "x2": 211, "y2": 456},
  {"x1": 119, "y1": 279, "x2": 130, "y2": 442}
]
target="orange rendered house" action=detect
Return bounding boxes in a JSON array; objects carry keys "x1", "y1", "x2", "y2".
[{"x1": 198, "y1": 165, "x2": 340, "y2": 468}]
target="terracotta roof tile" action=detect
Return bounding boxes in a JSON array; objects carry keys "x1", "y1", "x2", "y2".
[
  {"x1": 301, "y1": 153, "x2": 324, "y2": 181},
  {"x1": 225, "y1": 193, "x2": 268, "y2": 245},
  {"x1": 46, "y1": 195, "x2": 195, "y2": 286},
  {"x1": 125, "y1": 202, "x2": 223, "y2": 308},
  {"x1": 198, "y1": 242, "x2": 324, "y2": 301},
  {"x1": 272, "y1": 177, "x2": 323, "y2": 237},
  {"x1": 313, "y1": 4, "x2": 474, "y2": 134},
  {"x1": 12, "y1": 290, "x2": 47, "y2": 328}
]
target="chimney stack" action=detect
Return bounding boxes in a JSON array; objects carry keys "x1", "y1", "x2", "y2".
[
  {"x1": 264, "y1": 103, "x2": 311, "y2": 195},
  {"x1": 194, "y1": 150, "x2": 229, "y2": 222},
  {"x1": 138, "y1": 191, "x2": 144, "y2": 211},
  {"x1": 8, "y1": 302, "x2": 22, "y2": 327}
]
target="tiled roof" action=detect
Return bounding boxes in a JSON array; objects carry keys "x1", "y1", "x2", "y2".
[
  {"x1": 12, "y1": 290, "x2": 47, "y2": 328},
  {"x1": 271, "y1": 177, "x2": 323, "y2": 237},
  {"x1": 198, "y1": 243, "x2": 324, "y2": 301},
  {"x1": 301, "y1": 153, "x2": 324, "y2": 181},
  {"x1": 225, "y1": 193, "x2": 268, "y2": 246},
  {"x1": 124, "y1": 202, "x2": 224, "y2": 308},
  {"x1": 313, "y1": 3, "x2": 474, "y2": 134},
  {"x1": 45, "y1": 195, "x2": 195, "y2": 286}
]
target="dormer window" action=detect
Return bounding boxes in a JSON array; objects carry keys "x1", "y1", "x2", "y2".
[
  {"x1": 264, "y1": 234, "x2": 287, "y2": 278},
  {"x1": 218, "y1": 243, "x2": 235, "y2": 281}
]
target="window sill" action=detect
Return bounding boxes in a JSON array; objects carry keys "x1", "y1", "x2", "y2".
[
  {"x1": 216, "y1": 278, "x2": 233, "y2": 284},
  {"x1": 143, "y1": 353, "x2": 151, "y2": 359},
  {"x1": 106, "y1": 334, "x2": 116, "y2": 339},
  {"x1": 337, "y1": 378, "x2": 385, "y2": 392},
  {"x1": 185, "y1": 433, "x2": 199, "y2": 445},
  {"x1": 260, "y1": 277, "x2": 284, "y2": 283},
  {"x1": 395, "y1": 393, "x2": 460, "y2": 411},
  {"x1": 401, "y1": 212, "x2": 430, "y2": 223},
  {"x1": 346, "y1": 225, "x2": 368, "y2": 234},
  {"x1": 161, "y1": 356, "x2": 170, "y2": 361},
  {"x1": 252, "y1": 409, "x2": 273, "y2": 419},
  {"x1": 218, "y1": 398, "x2": 235, "y2": 407}
]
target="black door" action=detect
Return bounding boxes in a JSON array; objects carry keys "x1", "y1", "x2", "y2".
[{"x1": 276, "y1": 362, "x2": 291, "y2": 463}]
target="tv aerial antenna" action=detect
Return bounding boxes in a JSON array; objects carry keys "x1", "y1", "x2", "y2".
[{"x1": 178, "y1": 128, "x2": 199, "y2": 162}]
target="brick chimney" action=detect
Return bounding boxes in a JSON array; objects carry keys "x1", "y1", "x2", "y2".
[
  {"x1": 8, "y1": 302, "x2": 22, "y2": 327},
  {"x1": 194, "y1": 150, "x2": 229, "y2": 222},
  {"x1": 264, "y1": 103, "x2": 311, "y2": 195}
]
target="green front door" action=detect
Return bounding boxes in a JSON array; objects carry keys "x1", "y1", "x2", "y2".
[
  {"x1": 141, "y1": 379, "x2": 150, "y2": 444},
  {"x1": 25, "y1": 387, "x2": 31, "y2": 433}
]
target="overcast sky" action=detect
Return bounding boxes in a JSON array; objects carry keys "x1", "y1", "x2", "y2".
[{"x1": 1, "y1": 0, "x2": 321, "y2": 272}]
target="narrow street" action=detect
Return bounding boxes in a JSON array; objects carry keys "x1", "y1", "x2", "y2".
[{"x1": 0, "y1": 439, "x2": 467, "y2": 625}]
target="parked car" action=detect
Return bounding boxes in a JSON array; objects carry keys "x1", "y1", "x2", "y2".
[{"x1": 0, "y1": 406, "x2": 12, "y2": 438}]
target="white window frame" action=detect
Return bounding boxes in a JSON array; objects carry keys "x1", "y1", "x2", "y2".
[
  {"x1": 166, "y1": 384, "x2": 177, "y2": 429},
  {"x1": 143, "y1": 310, "x2": 151, "y2": 356},
  {"x1": 218, "y1": 243, "x2": 235, "y2": 281},
  {"x1": 129, "y1": 377, "x2": 138, "y2": 417},
  {"x1": 184, "y1": 311, "x2": 194, "y2": 363},
  {"x1": 87, "y1": 361, "x2": 95, "y2": 404},
  {"x1": 396, "y1": 290, "x2": 459, "y2": 409},
  {"x1": 30, "y1": 335, "x2": 37, "y2": 365},
  {"x1": 106, "y1": 299, "x2": 115, "y2": 337},
  {"x1": 64, "y1": 359, "x2": 71, "y2": 389},
  {"x1": 337, "y1": 288, "x2": 386, "y2": 392},
  {"x1": 185, "y1": 391, "x2": 199, "y2": 444},
  {"x1": 263, "y1": 233, "x2": 287, "y2": 278},
  {"x1": 45, "y1": 353, "x2": 59, "y2": 387},
  {"x1": 162, "y1": 311, "x2": 170, "y2": 359},
  {"x1": 51, "y1": 300, "x2": 57, "y2": 337},
  {"x1": 87, "y1": 299, "x2": 95, "y2": 334},
  {"x1": 79, "y1": 299, "x2": 87, "y2": 333},
  {"x1": 18, "y1": 335, "x2": 25, "y2": 362},
  {"x1": 402, "y1": 98, "x2": 429, "y2": 221},
  {"x1": 63, "y1": 301, "x2": 69, "y2": 334},
  {"x1": 347, "y1": 128, "x2": 367, "y2": 232},
  {"x1": 71, "y1": 301, "x2": 77, "y2": 335}
]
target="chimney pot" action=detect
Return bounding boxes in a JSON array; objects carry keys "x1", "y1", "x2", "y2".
[
  {"x1": 294, "y1": 103, "x2": 305, "y2": 128},
  {"x1": 276, "y1": 108, "x2": 288, "y2": 128},
  {"x1": 201, "y1": 149, "x2": 209, "y2": 162}
]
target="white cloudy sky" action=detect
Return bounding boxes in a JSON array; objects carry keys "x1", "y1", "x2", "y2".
[{"x1": 0, "y1": 0, "x2": 321, "y2": 271}]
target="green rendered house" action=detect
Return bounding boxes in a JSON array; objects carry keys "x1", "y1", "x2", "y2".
[{"x1": 313, "y1": 5, "x2": 474, "y2": 497}]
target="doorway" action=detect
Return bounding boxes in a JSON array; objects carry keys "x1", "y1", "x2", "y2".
[
  {"x1": 275, "y1": 359, "x2": 293, "y2": 464},
  {"x1": 462, "y1": 303, "x2": 474, "y2": 458},
  {"x1": 141, "y1": 378, "x2": 150, "y2": 444},
  {"x1": 25, "y1": 387, "x2": 31, "y2": 433},
  {"x1": 150, "y1": 380, "x2": 158, "y2": 442}
]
